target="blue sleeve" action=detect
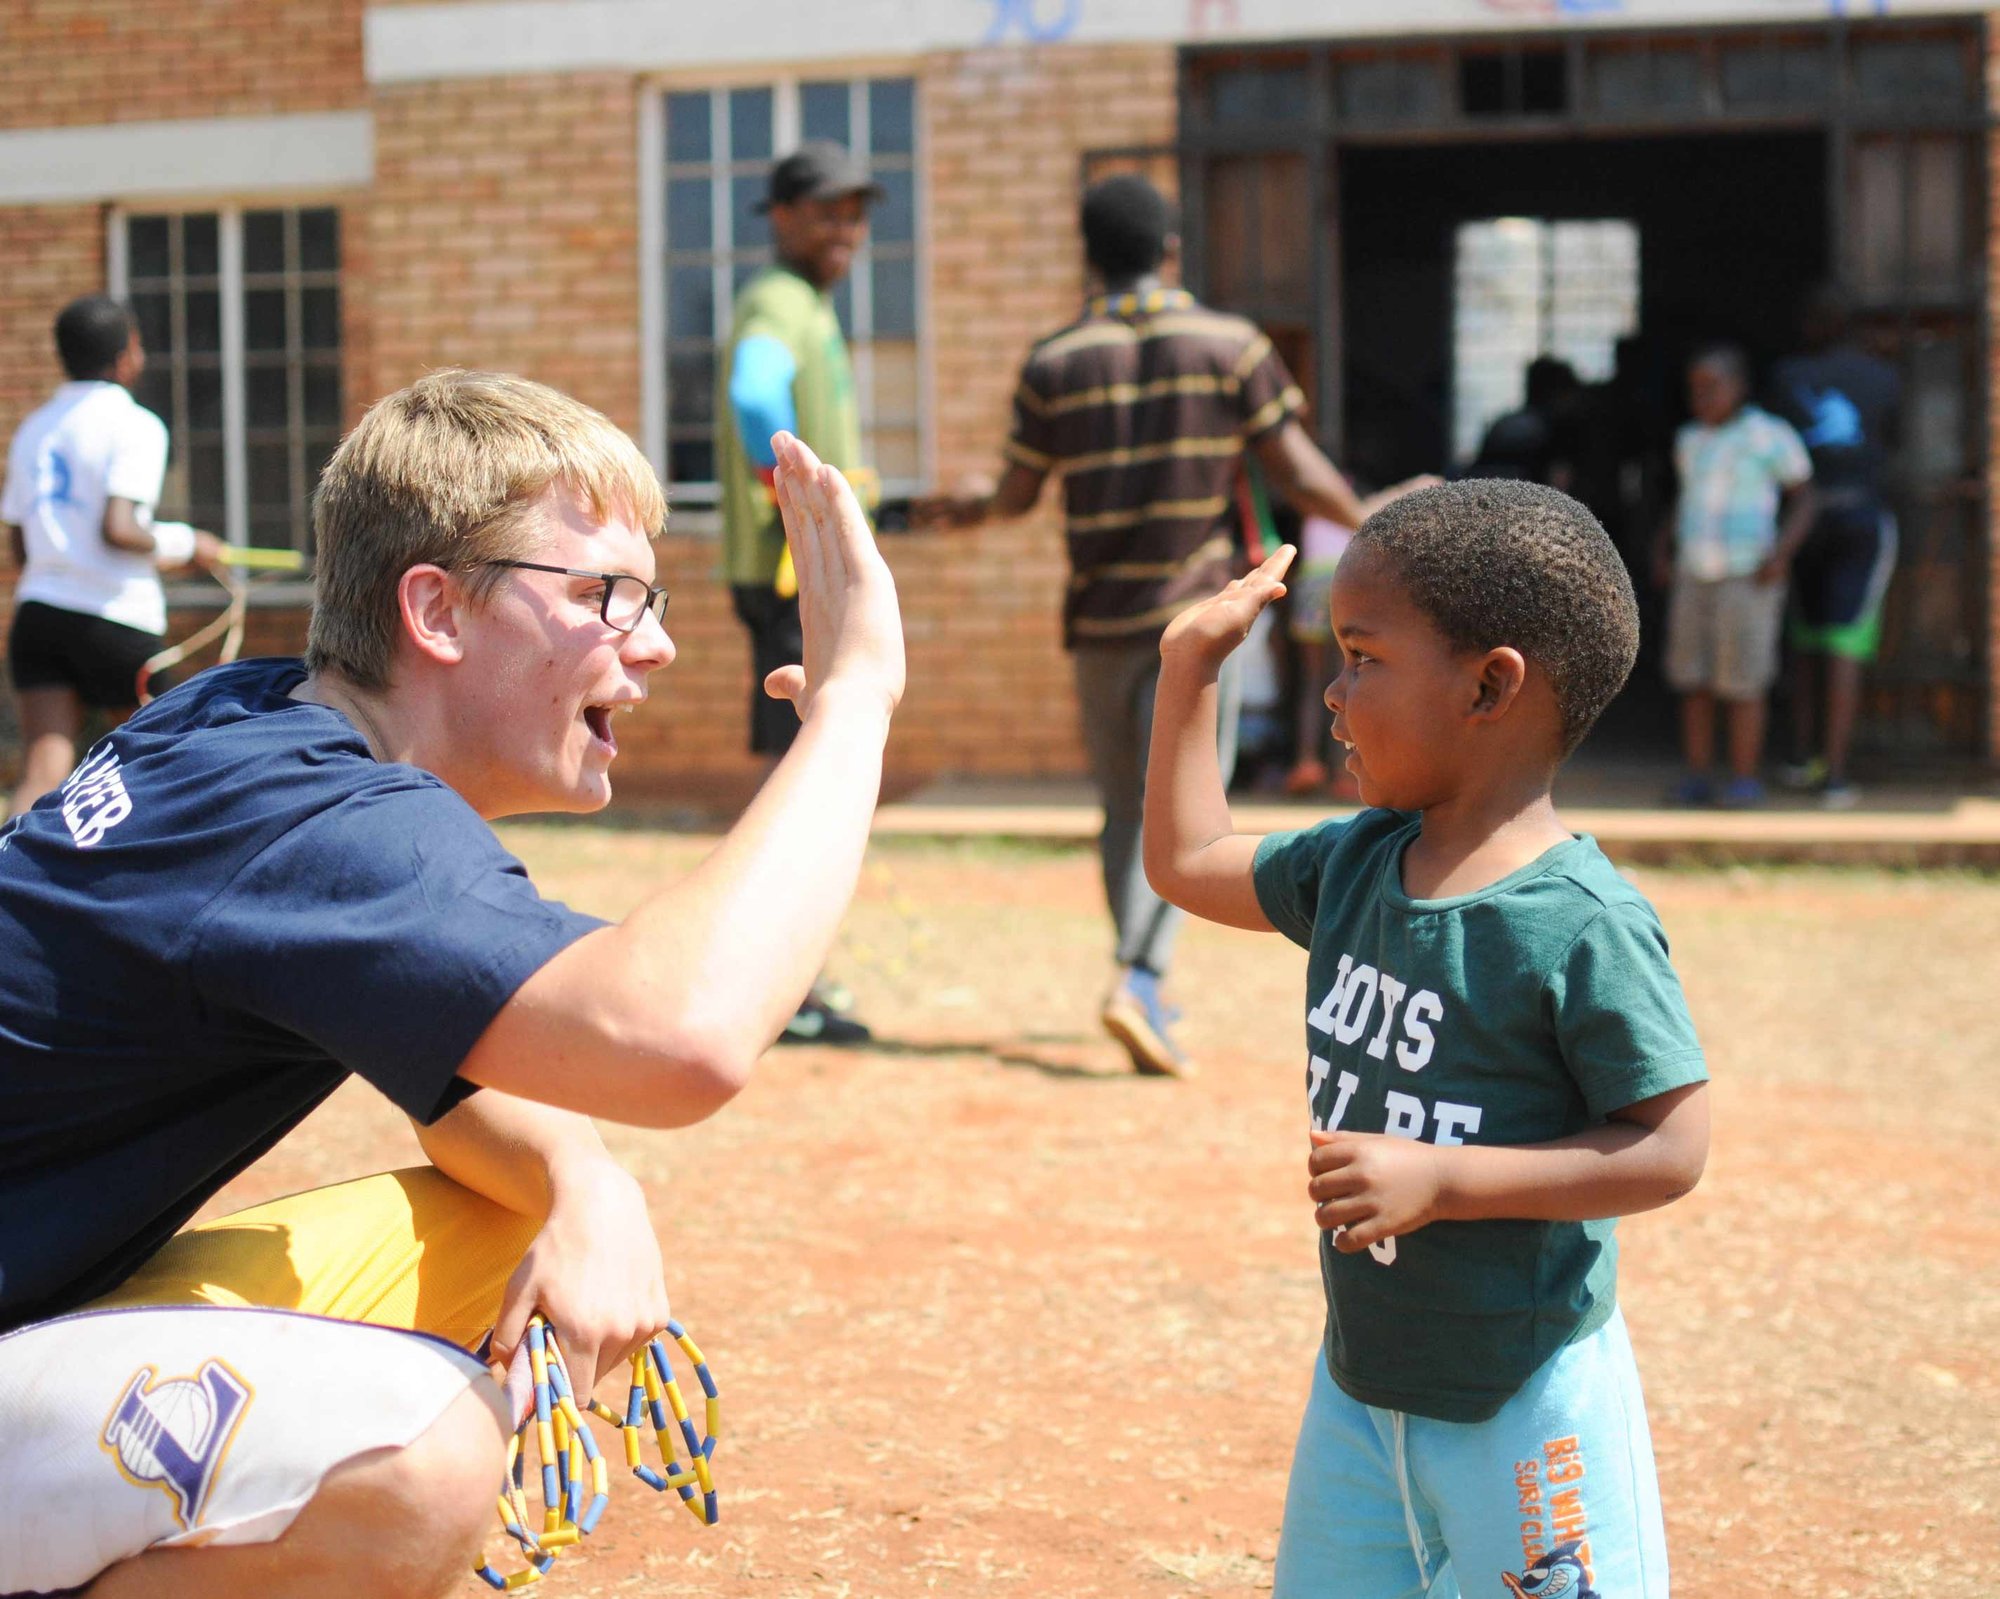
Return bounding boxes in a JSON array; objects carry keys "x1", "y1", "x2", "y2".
[
  {"x1": 186, "y1": 779, "x2": 608, "y2": 1123},
  {"x1": 729, "y1": 334, "x2": 799, "y2": 470}
]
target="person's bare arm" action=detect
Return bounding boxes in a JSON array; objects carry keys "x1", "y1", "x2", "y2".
[
  {"x1": 413, "y1": 1091, "x2": 669, "y2": 1396},
  {"x1": 1142, "y1": 546, "x2": 1295, "y2": 933},
  {"x1": 458, "y1": 433, "x2": 906, "y2": 1129},
  {"x1": 1758, "y1": 479, "x2": 1819, "y2": 583},
  {"x1": 1308, "y1": 1081, "x2": 1710, "y2": 1253},
  {"x1": 913, "y1": 460, "x2": 1045, "y2": 529},
  {"x1": 4, "y1": 523, "x2": 21, "y2": 571},
  {"x1": 102, "y1": 497, "x2": 224, "y2": 568},
  {"x1": 1251, "y1": 419, "x2": 1368, "y2": 526}
]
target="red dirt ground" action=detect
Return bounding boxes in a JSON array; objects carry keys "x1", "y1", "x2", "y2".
[{"x1": 201, "y1": 833, "x2": 2000, "y2": 1597}]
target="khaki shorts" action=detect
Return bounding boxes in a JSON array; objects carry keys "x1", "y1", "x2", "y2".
[{"x1": 1664, "y1": 573, "x2": 1785, "y2": 699}]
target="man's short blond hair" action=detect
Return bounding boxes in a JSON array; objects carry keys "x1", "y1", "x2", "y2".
[{"x1": 305, "y1": 369, "x2": 667, "y2": 689}]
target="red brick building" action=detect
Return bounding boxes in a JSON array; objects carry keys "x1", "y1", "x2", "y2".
[{"x1": 1, "y1": 0, "x2": 1993, "y2": 796}]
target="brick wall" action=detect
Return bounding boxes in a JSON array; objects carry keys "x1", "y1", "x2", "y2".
[{"x1": 0, "y1": 0, "x2": 362, "y2": 130}]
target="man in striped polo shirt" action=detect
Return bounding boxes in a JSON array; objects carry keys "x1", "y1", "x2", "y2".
[{"x1": 927, "y1": 174, "x2": 1411, "y2": 1075}]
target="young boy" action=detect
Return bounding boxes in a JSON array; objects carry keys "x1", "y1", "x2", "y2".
[
  {"x1": 1145, "y1": 480, "x2": 1710, "y2": 1598},
  {"x1": 1652, "y1": 344, "x2": 1816, "y2": 808}
]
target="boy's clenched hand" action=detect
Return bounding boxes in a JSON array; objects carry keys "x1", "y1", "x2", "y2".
[{"x1": 1308, "y1": 1127, "x2": 1447, "y2": 1252}]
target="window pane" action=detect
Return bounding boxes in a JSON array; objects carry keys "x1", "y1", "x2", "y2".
[
  {"x1": 298, "y1": 208, "x2": 339, "y2": 272},
  {"x1": 1911, "y1": 138, "x2": 1965, "y2": 296},
  {"x1": 1721, "y1": 42, "x2": 1826, "y2": 108},
  {"x1": 246, "y1": 364, "x2": 289, "y2": 428},
  {"x1": 128, "y1": 216, "x2": 170, "y2": 280},
  {"x1": 873, "y1": 168, "x2": 914, "y2": 246},
  {"x1": 187, "y1": 365, "x2": 222, "y2": 430},
  {"x1": 732, "y1": 175, "x2": 770, "y2": 250},
  {"x1": 185, "y1": 289, "x2": 222, "y2": 354},
  {"x1": 248, "y1": 442, "x2": 291, "y2": 505},
  {"x1": 303, "y1": 363, "x2": 342, "y2": 428},
  {"x1": 189, "y1": 444, "x2": 226, "y2": 509},
  {"x1": 243, "y1": 211, "x2": 286, "y2": 275},
  {"x1": 244, "y1": 288, "x2": 287, "y2": 352},
  {"x1": 131, "y1": 292, "x2": 173, "y2": 355},
  {"x1": 872, "y1": 256, "x2": 915, "y2": 337},
  {"x1": 869, "y1": 427, "x2": 920, "y2": 482},
  {"x1": 183, "y1": 214, "x2": 220, "y2": 278},
  {"x1": 303, "y1": 434, "x2": 339, "y2": 495},
  {"x1": 729, "y1": 87, "x2": 772, "y2": 161},
  {"x1": 667, "y1": 92, "x2": 711, "y2": 163},
  {"x1": 1849, "y1": 140, "x2": 1903, "y2": 298},
  {"x1": 869, "y1": 79, "x2": 914, "y2": 154},
  {"x1": 668, "y1": 346, "x2": 716, "y2": 426},
  {"x1": 1211, "y1": 65, "x2": 1309, "y2": 125},
  {"x1": 300, "y1": 286, "x2": 340, "y2": 351},
  {"x1": 667, "y1": 177, "x2": 713, "y2": 251},
  {"x1": 1854, "y1": 38, "x2": 1967, "y2": 108},
  {"x1": 668, "y1": 437, "x2": 715, "y2": 484},
  {"x1": 802, "y1": 81, "x2": 849, "y2": 146},
  {"x1": 871, "y1": 338, "x2": 919, "y2": 421},
  {"x1": 133, "y1": 369, "x2": 173, "y2": 422},
  {"x1": 668, "y1": 265, "x2": 714, "y2": 339}
]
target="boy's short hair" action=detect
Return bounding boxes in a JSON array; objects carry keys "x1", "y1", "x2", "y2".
[
  {"x1": 54, "y1": 295, "x2": 134, "y2": 381},
  {"x1": 306, "y1": 369, "x2": 666, "y2": 690},
  {"x1": 1081, "y1": 175, "x2": 1172, "y2": 282},
  {"x1": 1352, "y1": 481, "x2": 1638, "y2": 757},
  {"x1": 1687, "y1": 342, "x2": 1748, "y2": 385}
]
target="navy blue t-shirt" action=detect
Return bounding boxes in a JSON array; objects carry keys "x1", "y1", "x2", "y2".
[{"x1": 0, "y1": 658, "x2": 606, "y2": 1330}]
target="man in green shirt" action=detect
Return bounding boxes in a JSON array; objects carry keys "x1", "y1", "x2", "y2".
[{"x1": 719, "y1": 142, "x2": 882, "y2": 1045}]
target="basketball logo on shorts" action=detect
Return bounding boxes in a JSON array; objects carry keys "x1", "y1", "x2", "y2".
[{"x1": 100, "y1": 1360, "x2": 253, "y2": 1529}]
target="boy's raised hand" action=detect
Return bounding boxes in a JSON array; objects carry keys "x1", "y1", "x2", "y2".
[
  {"x1": 1159, "y1": 544, "x2": 1296, "y2": 673},
  {"x1": 767, "y1": 431, "x2": 906, "y2": 724}
]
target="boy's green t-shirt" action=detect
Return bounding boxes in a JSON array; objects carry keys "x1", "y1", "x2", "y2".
[
  {"x1": 1253, "y1": 809, "x2": 1708, "y2": 1423},
  {"x1": 717, "y1": 265, "x2": 863, "y2": 587}
]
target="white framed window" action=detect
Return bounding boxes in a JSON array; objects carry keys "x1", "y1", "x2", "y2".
[
  {"x1": 649, "y1": 76, "x2": 923, "y2": 513},
  {"x1": 109, "y1": 204, "x2": 344, "y2": 556}
]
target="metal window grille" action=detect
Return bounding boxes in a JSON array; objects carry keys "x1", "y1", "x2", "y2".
[{"x1": 113, "y1": 205, "x2": 342, "y2": 557}]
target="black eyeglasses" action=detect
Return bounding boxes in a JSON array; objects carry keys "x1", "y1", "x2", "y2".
[{"x1": 480, "y1": 561, "x2": 670, "y2": 634}]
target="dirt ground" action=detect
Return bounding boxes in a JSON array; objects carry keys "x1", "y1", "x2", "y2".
[{"x1": 204, "y1": 831, "x2": 2000, "y2": 1598}]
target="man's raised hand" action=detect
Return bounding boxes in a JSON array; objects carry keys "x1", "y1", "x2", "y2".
[
  {"x1": 765, "y1": 432, "x2": 906, "y2": 724},
  {"x1": 1159, "y1": 544, "x2": 1296, "y2": 674}
]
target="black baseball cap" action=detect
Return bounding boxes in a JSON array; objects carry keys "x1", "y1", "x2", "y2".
[{"x1": 756, "y1": 141, "x2": 886, "y2": 213}]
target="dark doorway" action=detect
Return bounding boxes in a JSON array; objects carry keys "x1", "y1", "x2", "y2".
[{"x1": 1339, "y1": 131, "x2": 1830, "y2": 750}]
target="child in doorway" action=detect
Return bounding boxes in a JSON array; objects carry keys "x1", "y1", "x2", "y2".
[
  {"x1": 1144, "y1": 479, "x2": 1709, "y2": 1599},
  {"x1": 1282, "y1": 513, "x2": 1359, "y2": 802},
  {"x1": 1652, "y1": 343, "x2": 1816, "y2": 808}
]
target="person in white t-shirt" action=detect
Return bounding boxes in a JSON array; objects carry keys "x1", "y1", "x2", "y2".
[{"x1": 2, "y1": 294, "x2": 223, "y2": 817}]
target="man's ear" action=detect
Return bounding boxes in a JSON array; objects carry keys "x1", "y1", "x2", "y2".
[
  {"x1": 1469, "y1": 646, "x2": 1528, "y2": 722},
  {"x1": 398, "y1": 564, "x2": 466, "y2": 667}
]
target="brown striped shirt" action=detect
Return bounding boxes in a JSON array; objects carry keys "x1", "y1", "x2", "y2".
[{"x1": 1007, "y1": 288, "x2": 1304, "y2": 647}]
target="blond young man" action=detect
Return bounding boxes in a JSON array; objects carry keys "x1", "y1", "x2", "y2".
[{"x1": 0, "y1": 370, "x2": 904, "y2": 1597}]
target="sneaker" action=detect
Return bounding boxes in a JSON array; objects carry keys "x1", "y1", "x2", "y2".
[
  {"x1": 1820, "y1": 778, "x2": 1861, "y2": 811},
  {"x1": 1718, "y1": 775, "x2": 1766, "y2": 809},
  {"x1": 1669, "y1": 773, "x2": 1715, "y2": 807},
  {"x1": 778, "y1": 994, "x2": 873, "y2": 1046},
  {"x1": 1779, "y1": 757, "x2": 1828, "y2": 793},
  {"x1": 1101, "y1": 967, "x2": 1193, "y2": 1078},
  {"x1": 811, "y1": 978, "x2": 856, "y2": 1015}
]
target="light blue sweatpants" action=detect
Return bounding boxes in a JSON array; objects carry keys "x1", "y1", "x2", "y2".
[{"x1": 1273, "y1": 1309, "x2": 1669, "y2": 1599}]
